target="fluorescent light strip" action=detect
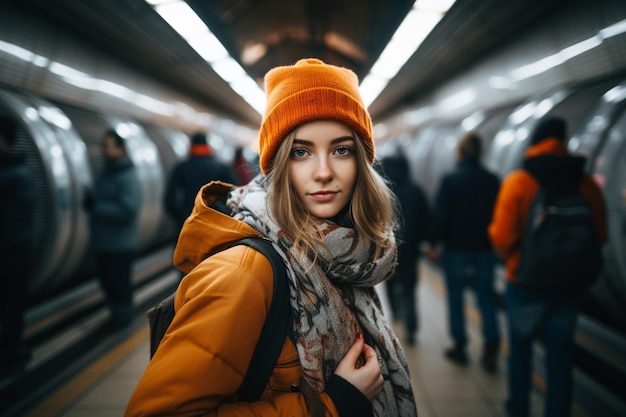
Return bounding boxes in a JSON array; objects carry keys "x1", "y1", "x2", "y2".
[
  {"x1": 361, "y1": 0, "x2": 456, "y2": 107},
  {"x1": 147, "y1": 0, "x2": 456, "y2": 113},
  {"x1": 511, "y1": 19, "x2": 626, "y2": 82},
  {"x1": 146, "y1": 0, "x2": 266, "y2": 114}
]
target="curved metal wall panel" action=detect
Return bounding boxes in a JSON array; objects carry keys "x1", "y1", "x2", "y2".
[
  {"x1": 588, "y1": 110, "x2": 626, "y2": 325},
  {"x1": 423, "y1": 125, "x2": 463, "y2": 202},
  {"x1": 0, "y1": 90, "x2": 73, "y2": 296},
  {"x1": 404, "y1": 126, "x2": 439, "y2": 193},
  {"x1": 569, "y1": 82, "x2": 626, "y2": 165},
  {"x1": 484, "y1": 79, "x2": 621, "y2": 178},
  {"x1": 21, "y1": 94, "x2": 93, "y2": 293}
]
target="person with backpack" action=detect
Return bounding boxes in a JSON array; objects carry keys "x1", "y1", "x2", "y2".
[
  {"x1": 164, "y1": 132, "x2": 237, "y2": 230},
  {"x1": 125, "y1": 58, "x2": 417, "y2": 417},
  {"x1": 488, "y1": 116, "x2": 607, "y2": 417}
]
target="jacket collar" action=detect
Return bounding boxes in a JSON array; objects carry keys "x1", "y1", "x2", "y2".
[
  {"x1": 524, "y1": 137, "x2": 568, "y2": 158},
  {"x1": 173, "y1": 181, "x2": 260, "y2": 273},
  {"x1": 523, "y1": 138, "x2": 585, "y2": 191}
]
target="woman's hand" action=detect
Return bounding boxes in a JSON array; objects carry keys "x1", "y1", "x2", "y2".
[{"x1": 334, "y1": 332, "x2": 383, "y2": 401}]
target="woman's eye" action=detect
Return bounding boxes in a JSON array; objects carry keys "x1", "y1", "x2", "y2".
[
  {"x1": 290, "y1": 148, "x2": 308, "y2": 158},
  {"x1": 335, "y1": 146, "x2": 352, "y2": 156}
]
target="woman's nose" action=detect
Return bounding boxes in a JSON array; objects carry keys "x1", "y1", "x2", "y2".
[{"x1": 313, "y1": 157, "x2": 333, "y2": 182}]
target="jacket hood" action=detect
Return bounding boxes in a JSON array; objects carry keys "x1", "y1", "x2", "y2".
[
  {"x1": 189, "y1": 143, "x2": 213, "y2": 156},
  {"x1": 523, "y1": 138, "x2": 585, "y2": 192},
  {"x1": 173, "y1": 180, "x2": 261, "y2": 273},
  {"x1": 529, "y1": 117, "x2": 566, "y2": 145}
]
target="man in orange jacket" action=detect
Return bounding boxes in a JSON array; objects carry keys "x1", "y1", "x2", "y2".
[{"x1": 488, "y1": 116, "x2": 607, "y2": 417}]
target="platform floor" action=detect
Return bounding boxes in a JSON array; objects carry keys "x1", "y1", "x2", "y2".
[{"x1": 22, "y1": 262, "x2": 567, "y2": 417}]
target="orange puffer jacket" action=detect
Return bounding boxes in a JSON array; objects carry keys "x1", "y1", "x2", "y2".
[
  {"x1": 488, "y1": 138, "x2": 607, "y2": 282},
  {"x1": 125, "y1": 181, "x2": 342, "y2": 417}
]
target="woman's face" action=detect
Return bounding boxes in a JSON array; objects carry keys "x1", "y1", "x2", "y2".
[{"x1": 288, "y1": 120, "x2": 357, "y2": 219}]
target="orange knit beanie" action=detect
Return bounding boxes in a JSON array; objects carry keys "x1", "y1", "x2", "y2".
[{"x1": 258, "y1": 58, "x2": 374, "y2": 175}]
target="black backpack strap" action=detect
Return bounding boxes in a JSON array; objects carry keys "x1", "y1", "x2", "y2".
[{"x1": 227, "y1": 237, "x2": 291, "y2": 402}]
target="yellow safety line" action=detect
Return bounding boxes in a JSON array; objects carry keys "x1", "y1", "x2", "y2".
[{"x1": 24, "y1": 324, "x2": 149, "y2": 417}]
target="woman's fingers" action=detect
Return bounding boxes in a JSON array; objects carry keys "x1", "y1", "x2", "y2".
[{"x1": 334, "y1": 333, "x2": 384, "y2": 400}]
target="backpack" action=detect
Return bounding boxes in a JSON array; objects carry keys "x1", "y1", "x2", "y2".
[
  {"x1": 516, "y1": 182, "x2": 603, "y2": 294},
  {"x1": 146, "y1": 237, "x2": 290, "y2": 402}
]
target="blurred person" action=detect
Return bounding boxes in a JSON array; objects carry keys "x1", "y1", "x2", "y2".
[
  {"x1": 164, "y1": 132, "x2": 237, "y2": 229},
  {"x1": 380, "y1": 151, "x2": 430, "y2": 346},
  {"x1": 0, "y1": 115, "x2": 34, "y2": 372},
  {"x1": 489, "y1": 117, "x2": 607, "y2": 417},
  {"x1": 232, "y1": 146, "x2": 255, "y2": 185},
  {"x1": 126, "y1": 58, "x2": 417, "y2": 417},
  {"x1": 84, "y1": 129, "x2": 142, "y2": 329},
  {"x1": 427, "y1": 132, "x2": 501, "y2": 371}
]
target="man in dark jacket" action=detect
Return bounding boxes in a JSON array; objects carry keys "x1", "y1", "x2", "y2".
[
  {"x1": 381, "y1": 152, "x2": 430, "y2": 346},
  {"x1": 164, "y1": 132, "x2": 236, "y2": 229},
  {"x1": 0, "y1": 115, "x2": 34, "y2": 372},
  {"x1": 489, "y1": 117, "x2": 607, "y2": 417},
  {"x1": 85, "y1": 129, "x2": 142, "y2": 329},
  {"x1": 428, "y1": 132, "x2": 501, "y2": 371}
]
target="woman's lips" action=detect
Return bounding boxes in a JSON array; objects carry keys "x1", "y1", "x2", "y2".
[{"x1": 309, "y1": 191, "x2": 337, "y2": 202}]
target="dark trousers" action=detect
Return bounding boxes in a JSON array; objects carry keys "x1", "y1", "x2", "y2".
[
  {"x1": 95, "y1": 251, "x2": 134, "y2": 326},
  {"x1": 441, "y1": 249, "x2": 500, "y2": 348},
  {"x1": 386, "y1": 257, "x2": 418, "y2": 335}
]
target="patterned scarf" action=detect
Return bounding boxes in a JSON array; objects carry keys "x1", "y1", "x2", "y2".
[{"x1": 226, "y1": 176, "x2": 417, "y2": 417}]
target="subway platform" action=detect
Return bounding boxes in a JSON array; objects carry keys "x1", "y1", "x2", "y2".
[{"x1": 17, "y1": 262, "x2": 588, "y2": 417}]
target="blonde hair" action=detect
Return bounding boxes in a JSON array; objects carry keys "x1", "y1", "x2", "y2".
[{"x1": 266, "y1": 129, "x2": 398, "y2": 261}]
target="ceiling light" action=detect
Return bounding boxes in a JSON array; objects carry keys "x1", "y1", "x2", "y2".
[
  {"x1": 241, "y1": 43, "x2": 268, "y2": 66},
  {"x1": 146, "y1": 0, "x2": 457, "y2": 115},
  {"x1": 360, "y1": 0, "x2": 457, "y2": 108},
  {"x1": 510, "y1": 19, "x2": 626, "y2": 82},
  {"x1": 211, "y1": 57, "x2": 247, "y2": 83},
  {"x1": 146, "y1": 0, "x2": 266, "y2": 114}
]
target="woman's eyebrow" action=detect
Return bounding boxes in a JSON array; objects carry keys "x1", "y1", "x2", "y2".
[{"x1": 332, "y1": 136, "x2": 355, "y2": 144}]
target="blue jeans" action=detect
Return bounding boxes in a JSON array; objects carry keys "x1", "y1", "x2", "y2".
[
  {"x1": 442, "y1": 249, "x2": 500, "y2": 348},
  {"x1": 505, "y1": 283, "x2": 580, "y2": 417}
]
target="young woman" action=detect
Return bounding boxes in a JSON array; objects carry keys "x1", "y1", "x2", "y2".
[{"x1": 125, "y1": 58, "x2": 417, "y2": 417}]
